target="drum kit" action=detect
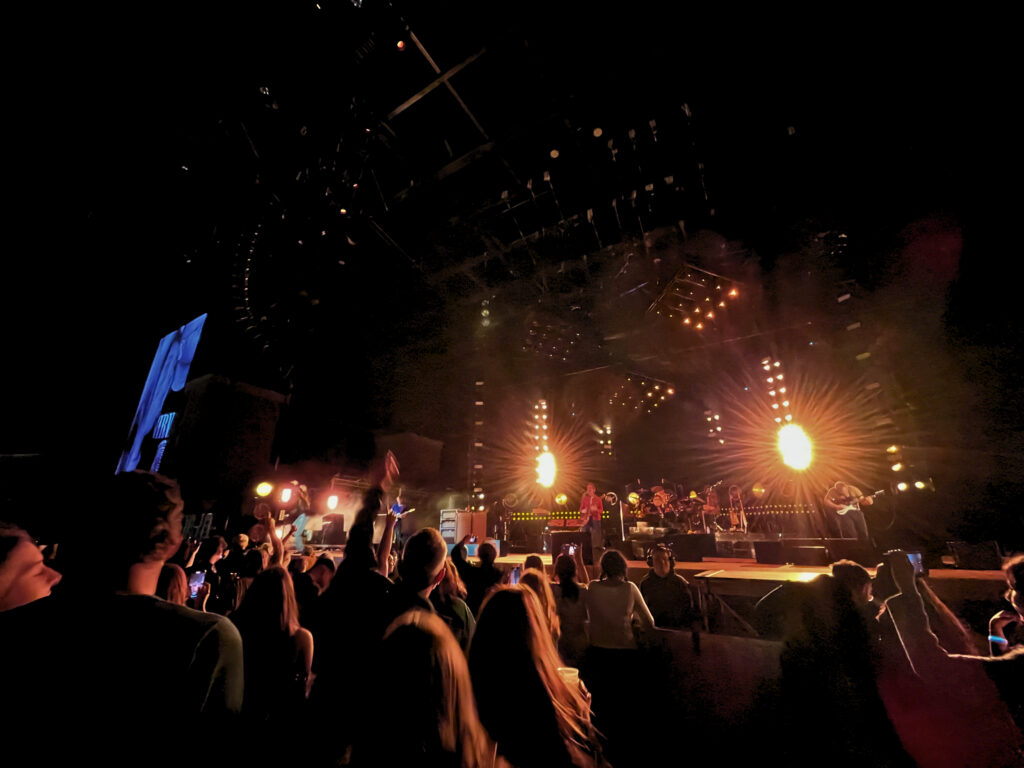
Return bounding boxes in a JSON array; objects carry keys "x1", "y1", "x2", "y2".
[{"x1": 629, "y1": 480, "x2": 739, "y2": 534}]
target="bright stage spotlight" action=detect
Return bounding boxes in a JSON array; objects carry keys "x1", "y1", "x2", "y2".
[
  {"x1": 255, "y1": 482, "x2": 273, "y2": 498},
  {"x1": 778, "y1": 424, "x2": 812, "y2": 470},
  {"x1": 536, "y1": 451, "x2": 556, "y2": 487},
  {"x1": 555, "y1": 493, "x2": 568, "y2": 506}
]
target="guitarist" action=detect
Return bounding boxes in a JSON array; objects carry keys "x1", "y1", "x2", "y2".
[{"x1": 823, "y1": 481, "x2": 874, "y2": 542}]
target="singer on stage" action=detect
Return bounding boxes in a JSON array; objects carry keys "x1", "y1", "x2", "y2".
[{"x1": 579, "y1": 482, "x2": 604, "y2": 554}]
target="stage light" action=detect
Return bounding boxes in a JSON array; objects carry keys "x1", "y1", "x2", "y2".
[
  {"x1": 891, "y1": 463, "x2": 903, "y2": 472},
  {"x1": 555, "y1": 493, "x2": 568, "y2": 505},
  {"x1": 396, "y1": 40, "x2": 405, "y2": 50},
  {"x1": 778, "y1": 424, "x2": 812, "y2": 470},
  {"x1": 886, "y1": 445, "x2": 899, "y2": 454},
  {"x1": 666, "y1": 388, "x2": 674, "y2": 395},
  {"x1": 255, "y1": 482, "x2": 273, "y2": 497},
  {"x1": 326, "y1": 494, "x2": 339, "y2": 510},
  {"x1": 628, "y1": 492, "x2": 640, "y2": 506},
  {"x1": 752, "y1": 484, "x2": 765, "y2": 498},
  {"x1": 536, "y1": 451, "x2": 556, "y2": 487},
  {"x1": 729, "y1": 288, "x2": 738, "y2": 297},
  {"x1": 897, "y1": 482, "x2": 908, "y2": 491},
  {"x1": 914, "y1": 481, "x2": 926, "y2": 489}
]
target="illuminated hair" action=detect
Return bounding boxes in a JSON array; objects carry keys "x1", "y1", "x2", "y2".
[
  {"x1": 1004, "y1": 553, "x2": 1024, "y2": 590},
  {"x1": 436, "y1": 557, "x2": 468, "y2": 602},
  {"x1": 554, "y1": 554, "x2": 580, "y2": 602},
  {"x1": 108, "y1": 470, "x2": 184, "y2": 566},
  {"x1": 0, "y1": 521, "x2": 29, "y2": 565},
  {"x1": 599, "y1": 549, "x2": 628, "y2": 580},
  {"x1": 523, "y1": 554, "x2": 544, "y2": 572},
  {"x1": 157, "y1": 563, "x2": 188, "y2": 606},
  {"x1": 470, "y1": 586, "x2": 594, "y2": 764},
  {"x1": 831, "y1": 559, "x2": 871, "y2": 590},
  {"x1": 358, "y1": 610, "x2": 493, "y2": 766},
  {"x1": 233, "y1": 565, "x2": 300, "y2": 635},
  {"x1": 520, "y1": 568, "x2": 561, "y2": 647},
  {"x1": 477, "y1": 542, "x2": 497, "y2": 566},
  {"x1": 400, "y1": 527, "x2": 447, "y2": 591}
]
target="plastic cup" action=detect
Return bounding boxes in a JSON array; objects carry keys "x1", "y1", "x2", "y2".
[{"x1": 557, "y1": 667, "x2": 579, "y2": 687}]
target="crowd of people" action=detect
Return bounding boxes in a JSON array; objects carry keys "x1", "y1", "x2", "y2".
[{"x1": 2, "y1": 468, "x2": 1023, "y2": 767}]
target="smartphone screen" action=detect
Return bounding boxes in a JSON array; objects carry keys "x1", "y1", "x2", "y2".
[
  {"x1": 906, "y1": 551, "x2": 926, "y2": 576},
  {"x1": 188, "y1": 571, "x2": 206, "y2": 599},
  {"x1": 509, "y1": 566, "x2": 521, "y2": 585},
  {"x1": 568, "y1": 545, "x2": 577, "y2": 556}
]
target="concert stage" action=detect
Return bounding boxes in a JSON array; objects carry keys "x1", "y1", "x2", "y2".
[{"x1": 487, "y1": 550, "x2": 1007, "y2": 640}]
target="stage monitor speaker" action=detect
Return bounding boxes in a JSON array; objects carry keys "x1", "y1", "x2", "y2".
[
  {"x1": 947, "y1": 540, "x2": 1002, "y2": 570},
  {"x1": 785, "y1": 545, "x2": 831, "y2": 566},
  {"x1": 754, "y1": 540, "x2": 785, "y2": 565},
  {"x1": 825, "y1": 540, "x2": 874, "y2": 566},
  {"x1": 663, "y1": 533, "x2": 715, "y2": 562},
  {"x1": 550, "y1": 530, "x2": 593, "y2": 565}
]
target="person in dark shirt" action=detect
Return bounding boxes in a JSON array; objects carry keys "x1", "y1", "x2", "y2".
[
  {"x1": 383, "y1": 526, "x2": 447, "y2": 628},
  {"x1": 293, "y1": 554, "x2": 335, "y2": 630},
  {"x1": 451, "y1": 535, "x2": 505, "y2": 616},
  {"x1": 44, "y1": 471, "x2": 245, "y2": 768},
  {"x1": 639, "y1": 544, "x2": 694, "y2": 629}
]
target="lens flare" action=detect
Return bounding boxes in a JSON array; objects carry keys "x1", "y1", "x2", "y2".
[
  {"x1": 778, "y1": 424, "x2": 812, "y2": 470},
  {"x1": 536, "y1": 452, "x2": 557, "y2": 487}
]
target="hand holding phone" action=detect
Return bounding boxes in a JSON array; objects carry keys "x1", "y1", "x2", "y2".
[{"x1": 188, "y1": 571, "x2": 206, "y2": 600}]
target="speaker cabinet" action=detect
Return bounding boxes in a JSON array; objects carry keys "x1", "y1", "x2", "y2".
[
  {"x1": 663, "y1": 533, "x2": 715, "y2": 562},
  {"x1": 947, "y1": 540, "x2": 1002, "y2": 570},
  {"x1": 754, "y1": 540, "x2": 785, "y2": 565}
]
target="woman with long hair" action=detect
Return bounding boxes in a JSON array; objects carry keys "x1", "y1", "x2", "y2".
[
  {"x1": 155, "y1": 563, "x2": 188, "y2": 606},
  {"x1": 430, "y1": 557, "x2": 477, "y2": 652},
  {"x1": 351, "y1": 610, "x2": 495, "y2": 767},
  {"x1": 469, "y1": 585, "x2": 602, "y2": 767},
  {"x1": 520, "y1": 567, "x2": 560, "y2": 650},
  {"x1": 551, "y1": 552, "x2": 589, "y2": 668},
  {"x1": 230, "y1": 565, "x2": 314, "y2": 723}
]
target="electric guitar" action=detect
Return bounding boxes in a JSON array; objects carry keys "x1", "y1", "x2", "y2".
[{"x1": 835, "y1": 490, "x2": 885, "y2": 516}]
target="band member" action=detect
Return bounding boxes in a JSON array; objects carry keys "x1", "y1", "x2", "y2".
[
  {"x1": 727, "y1": 485, "x2": 748, "y2": 533},
  {"x1": 579, "y1": 482, "x2": 604, "y2": 554},
  {"x1": 823, "y1": 481, "x2": 873, "y2": 542}
]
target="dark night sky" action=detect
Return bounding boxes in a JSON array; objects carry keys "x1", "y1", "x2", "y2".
[{"x1": 3, "y1": 4, "x2": 1021, "y2": 546}]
